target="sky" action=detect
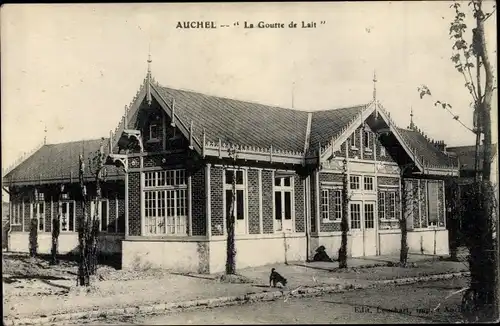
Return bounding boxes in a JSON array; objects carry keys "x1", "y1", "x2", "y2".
[{"x1": 1, "y1": 1, "x2": 498, "y2": 174}]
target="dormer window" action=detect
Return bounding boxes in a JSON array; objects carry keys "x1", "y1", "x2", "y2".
[
  {"x1": 350, "y1": 134, "x2": 358, "y2": 149},
  {"x1": 149, "y1": 123, "x2": 159, "y2": 140},
  {"x1": 363, "y1": 130, "x2": 371, "y2": 150}
]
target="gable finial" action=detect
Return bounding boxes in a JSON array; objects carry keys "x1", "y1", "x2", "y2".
[
  {"x1": 372, "y1": 70, "x2": 377, "y2": 101},
  {"x1": 409, "y1": 106, "x2": 415, "y2": 130},
  {"x1": 147, "y1": 44, "x2": 152, "y2": 106}
]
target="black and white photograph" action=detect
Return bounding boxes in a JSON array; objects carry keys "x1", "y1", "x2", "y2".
[{"x1": 1, "y1": 1, "x2": 498, "y2": 324}]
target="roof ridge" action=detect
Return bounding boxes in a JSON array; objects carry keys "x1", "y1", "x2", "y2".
[
  {"x1": 45, "y1": 137, "x2": 109, "y2": 146},
  {"x1": 156, "y1": 82, "x2": 306, "y2": 113},
  {"x1": 156, "y1": 82, "x2": 368, "y2": 114}
]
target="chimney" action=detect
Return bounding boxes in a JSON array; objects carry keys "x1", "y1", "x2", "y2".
[{"x1": 434, "y1": 140, "x2": 446, "y2": 152}]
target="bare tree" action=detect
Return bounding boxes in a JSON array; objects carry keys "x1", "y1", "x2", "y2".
[
  {"x1": 338, "y1": 158, "x2": 349, "y2": 268},
  {"x1": 417, "y1": 0, "x2": 496, "y2": 319},
  {"x1": 225, "y1": 147, "x2": 238, "y2": 275}
]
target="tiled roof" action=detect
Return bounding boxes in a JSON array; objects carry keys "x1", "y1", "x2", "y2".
[
  {"x1": 309, "y1": 105, "x2": 367, "y2": 153},
  {"x1": 446, "y1": 144, "x2": 498, "y2": 170},
  {"x1": 3, "y1": 138, "x2": 124, "y2": 186},
  {"x1": 397, "y1": 128, "x2": 459, "y2": 168},
  {"x1": 154, "y1": 85, "x2": 311, "y2": 153}
]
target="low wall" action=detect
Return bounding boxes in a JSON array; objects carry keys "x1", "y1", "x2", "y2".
[
  {"x1": 8, "y1": 232, "x2": 123, "y2": 255},
  {"x1": 209, "y1": 234, "x2": 307, "y2": 274},
  {"x1": 121, "y1": 239, "x2": 210, "y2": 273},
  {"x1": 378, "y1": 229, "x2": 449, "y2": 256}
]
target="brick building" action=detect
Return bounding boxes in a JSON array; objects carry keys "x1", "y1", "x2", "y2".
[{"x1": 3, "y1": 66, "x2": 460, "y2": 273}]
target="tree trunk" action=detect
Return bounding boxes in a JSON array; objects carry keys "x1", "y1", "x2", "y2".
[
  {"x1": 78, "y1": 154, "x2": 90, "y2": 286},
  {"x1": 400, "y1": 176, "x2": 409, "y2": 267},
  {"x1": 29, "y1": 218, "x2": 38, "y2": 258},
  {"x1": 50, "y1": 214, "x2": 60, "y2": 265},
  {"x1": 338, "y1": 163, "x2": 349, "y2": 269},
  {"x1": 225, "y1": 173, "x2": 237, "y2": 275}
]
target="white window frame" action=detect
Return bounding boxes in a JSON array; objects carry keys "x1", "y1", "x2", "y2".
[
  {"x1": 273, "y1": 174, "x2": 295, "y2": 232},
  {"x1": 59, "y1": 201, "x2": 76, "y2": 232},
  {"x1": 364, "y1": 202, "x2": 375, "y2": 229},
  {"x1": 11, "y1": 203, "x2": 22, "y2": 225},
  {"x1": 143, "y1": 169, "x2": 188, "y2": 236},
  {"x1": 427, "y1": 181, "x2": 439, "y2": 227},
  {"x1": 32, "y1": 200, "x2": 46, "y2": 232},
  {"x1": 223, "y1": 168, "x2": 248, "y2": 234},
  {"x1": 149, "y1": 123, "x2": 159, "y2": 141},
  {"x1": 378, "y1": 192, "x2": 386, "y2": 220},
  {"x1": 322, "y1": 187, "x2": 343, "y2": 223},
  {"x1": 91, "y1": 199, "x2": 110, "y2": 232},
  {"x1": 350, "y1": 133, "x2": 358, "y2": 149},
  {"x1": 321, "y1": 189, "x2": 329, "y2": 222},
  {"x1": 349, "y1": 175, "x2": 361, "y2": 190},
  {"x1": 363, "y1": 176, "x2": 374, "y2": 191},
  {"x1": 387, "y1": 191, "x2": 397, "y2": 220},
  {"x1": 349, "y1": 202, "x2": 362, "y2": 229}
]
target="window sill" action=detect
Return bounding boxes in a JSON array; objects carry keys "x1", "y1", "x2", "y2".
[
  {"x1": 322, "y1": 219, "x2": 342, "y2": 224},
  {"x1": 350, "y1": 147, "x2": 359, "y2": 151},
  {"x1": 365, "y1": 149, "x2": 373, "y2": 153},
  {"x1": 146, "y1": 139, "x2": 161, "y2": 144},
  {"x1": 380, "y1": 219, "x2": 399, "y2": 222}
]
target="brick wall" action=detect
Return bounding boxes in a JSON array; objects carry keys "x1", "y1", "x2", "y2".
[
  {"x1": 108, "y1": 199, "x2": 117, "y2": 233},
  {"x1": 294, "y1": 174, "x2": 305, "y2": 233},
  {"x1": 378, "y1": 176, "x2": 399, "y2": 186},
  {"x1": 210, "y1": 166, "x2": 224, "y2": 236},
  {"x1": 191, "y1": 166, "x2": 206, "y2": 236},
  {"x1": 247, "y1": 170, "x2": 260, "y2": 234},
  {"x1": 117, "y1": 198, "x2": 125, "y2": 233},
  {"x1": 128, "y1": 172, "x2": 141, "y2": 236},
  {"x1": 262, "y1": 170, "x2": 274, "y2": 234},
  {"x1": 45, "y1": 199, "x2": 52, "y2": 233}
]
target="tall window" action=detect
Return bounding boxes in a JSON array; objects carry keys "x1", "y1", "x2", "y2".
[
  {"x1": 332, "y1": 190, "x2": 343, "y2": 221},
  {"x1": 350, "y1": 134, "x2": 358, "y2": 148},
  {"x1": 225, "y1": 169, "x2": 245, "y2": 219},
  {"x1": 427, "y1": 181, "x2": 439, "y2": 226},
  {"x1": 387, "y1": 191, "x2": 397, "y2": 220},
  {"x1": 363, "y1": 130, "x2": 371, "y2": 149},
  {"x1": 11, "y1": 203, "x2": 22, "y2": 225},
  {"x1": 59, "y1": 201, "x2": 75, "y2": 232},
  {"x1": 33, "y1": 201, "x2": 45, "y2": 232},
  {"x1": 378, "y1": 192, "x2": 386, "y2": 220},
  {"x1": 350, "y1": 203, "x2": 361, "y2": 229},
  {"x1": 350, "y1": 175, "x2": 360, "y2": 190},
  {"x1": 144, "y1": 169, "x2": 187, "y2": 235},
  {"x1": 364, "y1": 176, "x2": 374, "y2": 191},
  {"x1": 91, "y1": 199, "x2": 109, "y2": 232},
  {"x1": 274, "y1": 176, "x2": 293, "y2": 232},
  {"x1": 321, "y1": 189, "x2": 329, "y2": 221}
]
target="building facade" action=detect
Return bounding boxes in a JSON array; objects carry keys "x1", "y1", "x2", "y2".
[{"x1": 3, "y1": 71, "x2": 460, "y2": 274}]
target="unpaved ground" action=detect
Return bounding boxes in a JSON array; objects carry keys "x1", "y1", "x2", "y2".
[{"x1": 68, "y1": 278, "x2": 472, "y2": 325}]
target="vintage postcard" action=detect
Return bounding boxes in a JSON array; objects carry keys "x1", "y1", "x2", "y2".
[{"x1": 1, "y1": 1, "x2": 498, "y2": 324}]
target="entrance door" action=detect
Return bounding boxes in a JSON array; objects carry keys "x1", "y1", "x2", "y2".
[
  {"x1": 349, "y1": 201, "x2": 378, "y2": 257},
  {"x1": 363, "y1": 201, "x2": 377, "y2": 256},
  {"x1": 349, "y1": 202, "x2": 364, "y2": 257}
]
